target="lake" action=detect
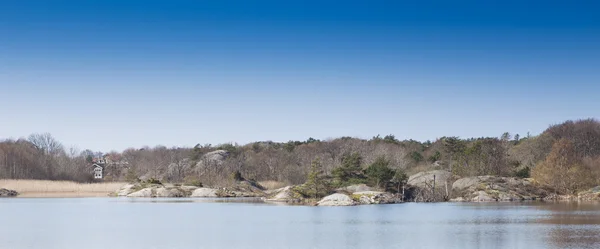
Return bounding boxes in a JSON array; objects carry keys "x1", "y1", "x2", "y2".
[{"x1": 1, "y1": 198, "x2": 600, "y2": 249}]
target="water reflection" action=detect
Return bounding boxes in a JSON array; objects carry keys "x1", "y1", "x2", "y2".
[{"x1": 1, "y1": 199, "x2": 600, "y2": 249}]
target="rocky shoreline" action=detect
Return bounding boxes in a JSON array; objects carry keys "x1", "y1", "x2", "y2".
[{"x1": 111, "y1": 170, "x2": 600, "y2": 206}]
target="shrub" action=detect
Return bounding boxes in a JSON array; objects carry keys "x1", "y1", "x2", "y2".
[
  {"x1": 231, "y1": 170, "x2": 244, "y2": 181},
  {"x1": 410, "y1": 151, "x2": 424, "y2": 163},
  {"x1": 183, "y1": 175, "x2": 203, "y2": 187},
  {"x1": 428, "y1": 151, "x2": 441, "y2": 163},
  {"x1": 532, "y1": 138, "x2": 594, "y2": 194},
  {"x1": 144, "y1": 178, "x2": 162, "y2": 185},
  {"x1": 514, "y1": 166, "x2": 530, "y2": 178}
]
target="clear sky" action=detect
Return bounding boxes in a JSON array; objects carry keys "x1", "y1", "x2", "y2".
[{"x1": 1, "y1": 0, "x2": 599, "y2": 152}]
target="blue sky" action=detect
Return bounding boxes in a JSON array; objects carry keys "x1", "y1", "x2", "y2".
[{"x1": 1, "y1": 0, "x2": 599, "y2": 151}]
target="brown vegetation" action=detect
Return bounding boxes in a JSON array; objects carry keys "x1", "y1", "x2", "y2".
[
  {"x1": 0, "y1": 179, "x2": 125, "y2": 197},
  {"x1": 1, "y1": 119, "x2": 600, "y2": 196}
]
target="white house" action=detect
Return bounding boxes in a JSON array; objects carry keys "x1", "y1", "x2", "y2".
[{"x1": 93, "y1": 164, "x2": 103, "y2": 179}]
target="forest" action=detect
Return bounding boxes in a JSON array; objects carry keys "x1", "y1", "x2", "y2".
[{"x1": 1, "y1": 119, "x2": 599, "y2": 195}]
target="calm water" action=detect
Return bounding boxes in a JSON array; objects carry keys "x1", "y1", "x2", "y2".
[{"x1": 1, "y1": 198, "x2": 600, "y2": 249}]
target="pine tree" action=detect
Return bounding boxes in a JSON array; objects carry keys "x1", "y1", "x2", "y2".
[
  {"x1": 303, "y1": 158, "x2": 331, "y2": 199},
  {"x1": 365, "y1": 156, "x2": 396, "y2": 188},
  {"x1": 332, "y1": 152, "x2": 365, "y2": 186}
]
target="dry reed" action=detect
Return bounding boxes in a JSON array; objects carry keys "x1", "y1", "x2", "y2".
[
  {"x1": 258, "y1": 180, "x2": 288, "y2": 190},
  {"x1": 0, "y1": 179, "x2": 126, "y2": 197}
]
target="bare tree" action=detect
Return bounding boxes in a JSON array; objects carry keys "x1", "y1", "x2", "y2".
[{"x1": 28, "y1": 133, "x2": 64, "y2": 156}]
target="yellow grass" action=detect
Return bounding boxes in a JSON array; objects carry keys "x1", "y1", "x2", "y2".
[
  {"x1": 0, "y1": 179, "x2": 126, "y2": 198},
  {"x1": 259, "y1": 180, "x2": 288, "y2": 190}
]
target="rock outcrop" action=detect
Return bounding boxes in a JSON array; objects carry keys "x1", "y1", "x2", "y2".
[
  {"x1": 352, "y1": 191, "x2": 401, "y2": 204},
  {"x1": 116, "y1": 184, "x2": 136, "y2": 197},
  {"x1": 195, "y1": 150, "x2": 230, "y2": 168},
  {"x1": 578, "y1": 186, "x2": 600, "y2": 201},
  {"x1": 0, "y1": 188, "x2": 18, "y2": 197},
  {"x1": 317, "y1": 193, "x2": 357, "y2": 206},
  {"x1": 408, "y1": 170, "x2": 455, "y2": 188},
  {"x1": 156, "y1": 187, "x2": 186, "y2": 197},
  {"x1": 128, "y1": 188, "x2": 154, "y2": 197},
  {"x1": 406, "y1": 170, "x2": 456, "y2": 202},
  {"x1": 122, "y1": 184, "x2": 197, "y2": 198},
  {"x1": 541, "y1": 187, "x2": 600, "y2": 201},
  {"x1": 337, "y1": 184, "x2": 374, "y2": 193},
  {"x1": 265, "y1": 186, "x2": 296, "y2": 202},
  {"x1": 190, "y1": 188, "x2": 218, "y2": 197},
  {"x1": 450, "y1": 176, "x2": 548, "y2": 202}
]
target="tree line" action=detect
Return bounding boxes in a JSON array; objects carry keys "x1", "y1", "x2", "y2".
[{"x1": 1, "y1": 119, "x2": 599, "y2": 195}]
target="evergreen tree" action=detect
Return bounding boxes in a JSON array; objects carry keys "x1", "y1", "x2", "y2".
[
  {"x1": 365, "y1": 156, "x2": 396, "y2": 188},
  {"x1": 332, "y1": 152, "x2": 365, "y2": 186},
  {"x1": 302, "y1": 158, "x2": 331, "y2": 199}
]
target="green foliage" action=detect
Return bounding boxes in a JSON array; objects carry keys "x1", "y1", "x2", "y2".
[
  {"x1": 365, "y1": 156, "x2": 396, "y2": 188},
  {"x1": 332, "y1": 152, "x2": 366, "y2": 186},
  {"x1": 296, "y1": 158, "x2": 332, "y2": 199},
  {"x1": 383, "y1": 134, "x2": 399, "y2": 144},
  {"x1": 283, "y1": 141, "x2": 298, "y2": 152},
  {"x1": 410, "y1": 151, "x2": 424, "y2": 163},
  {"x1": 389, "y1": 169, "x2": 409, "y2": 192},
  {"x1": 428, "y1": 151, "x2": 441, "y2": 163},
  {"x1": 514, "y1": 166, "x2": 530, "y2": 178},
  {"x1": 444, "y1": 137, "x2": 508, "y2": 177},
  {"x1": 190, "y1": 144, "x2": 203, "y2": 161},
  {"x1": 283, "y1": 139, "x2": 319, "y2": 152},
  {"x1": 371, "y1": 134, "x2": 399, "y2": 144},
  {"x1": 217, "y1": 143, "x2": 239, "y2": 155},
  {"x1": 305, "y1": 137, "x2": 320, "y2": 144}
]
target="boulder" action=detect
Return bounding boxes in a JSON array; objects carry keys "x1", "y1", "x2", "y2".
[
  {"x1": 195, "y1": 150, "x2": 229, "y2": 168},
  {"x1": 352, "y1": 191, "x2": 401, "y2": 204},
  {"x1": 0, "y1": 188, "x2": 18, "y2": 197},
  {"x1": 452, "y1": 176, "x2": 493, "y2": 191},
  {"x1": 155, "y1": 187, "x2": 186, "y2": 198},
  {"x1": 265, "y1": 186, "x2": 295, "y2": 202},
  {"x1": 449, "y1": 197, "x2": 466, "y2": 202},
  {"x1": 179, "y1": 185, "x2": 199, "y2": 192},
  {"x1": 472, "y1": 191, "x2": 496, "y2": 202},
  {"x1": 116, "y1": 184, "x2": 136, "y2": 197},
  {"x1": 127, "y1": 188, "x2": 154, "y2": 198},
  {"x1": 190, "y1": 188, "x2": 218, "y2": 197},
  {"x1": 408, "y1": 170, "x2": 454, "y2": 188},
  {"x1": 450, "y1": 176, "x2": 548, "y2": 202},
  {"x1": 317, "y1": 193, "x2": 357, "y2": 206},
  {"x1": 337, "y1": 184, "x2": 374, "y2": 193},
  {"x1": 406, "y1": 170, "x2": 456, "y2": 202},
  {"x1": 577, "y1": 186, "x2": 600, "y2": 201}
]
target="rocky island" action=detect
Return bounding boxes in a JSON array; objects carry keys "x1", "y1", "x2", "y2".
[{"x1": 0, "y1": 188, "x2": 18, "y2": 197}]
